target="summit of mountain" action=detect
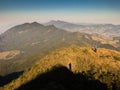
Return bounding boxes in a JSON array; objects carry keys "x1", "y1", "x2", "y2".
[{"x1": 4, "y1": 22, "x2": 44, "y2": 33}]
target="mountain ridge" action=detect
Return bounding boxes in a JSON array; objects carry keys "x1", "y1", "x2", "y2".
[{"x1": 1, "y1": 46, "x2": 120, "y2": 90}]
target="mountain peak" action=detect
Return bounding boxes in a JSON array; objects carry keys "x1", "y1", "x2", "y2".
[
  {"x1": 19, "y1": 22, "x2": 43, "y2": 27},
  {"x1": 30, "y1": 22, "x2": 39, "y2": 25},
  {"x1": 48, "y1": 20, "x2": 69, "y2": 24},
  {"x1": 30, "y1": 22, "x2": 44, "y2": 27}
]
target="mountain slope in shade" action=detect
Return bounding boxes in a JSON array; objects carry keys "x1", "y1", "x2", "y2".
[{"x1": 2, "y1": 46, "x2": 120, "y2": 90}]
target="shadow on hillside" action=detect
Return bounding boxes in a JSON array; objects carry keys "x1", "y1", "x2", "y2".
[
  {"x1": 0, "y1": 71, "x2": 23, "y2": 86},
  {"x1": 17, "y1": 65, "x2": 108, "y2": 90}
]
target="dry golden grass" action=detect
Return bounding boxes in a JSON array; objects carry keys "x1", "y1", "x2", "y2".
[
  {"x1": 92, "y1": 36, "x2": 119, "y2": 46},
  {"x1": 1, "y1": 46, "x2": 120, "y2": 90},
  {"x1": 0, "y1": 50, "x2": 20, "y2": 60}
]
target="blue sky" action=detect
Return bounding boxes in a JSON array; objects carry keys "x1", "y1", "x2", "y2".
[
  {"x1": 0, "y1": 0, "x2": 120, "y2": 33},
  {"x1": 0, "y1": 0, "x2": 120, "y2": 12}
]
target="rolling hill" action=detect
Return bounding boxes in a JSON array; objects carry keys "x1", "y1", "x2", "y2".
[{"x1": 1, "y1": 46, "x2": 120, "y2": 90}]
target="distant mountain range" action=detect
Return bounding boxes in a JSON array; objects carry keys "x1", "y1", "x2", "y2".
[{"x1": 45, "y1": 20, "x2": 120, "y2": 38}]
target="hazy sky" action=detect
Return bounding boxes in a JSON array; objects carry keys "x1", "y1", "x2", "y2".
[{"x1": 0, "y1": 0, "x2": 120, "y2": 33}]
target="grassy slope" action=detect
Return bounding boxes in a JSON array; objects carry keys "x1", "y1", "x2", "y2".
[{"x1": 1, "y1": 46, "x2": 120, "y2": 90}]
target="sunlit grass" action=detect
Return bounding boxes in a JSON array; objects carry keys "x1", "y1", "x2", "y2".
[{"x1": 2, "y1": 45, "x2": 120, "y2": 90}]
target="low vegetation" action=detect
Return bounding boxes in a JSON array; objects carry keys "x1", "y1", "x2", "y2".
[{"x1": 1, "y1": 46, "x2": 120, "y2": 90}]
